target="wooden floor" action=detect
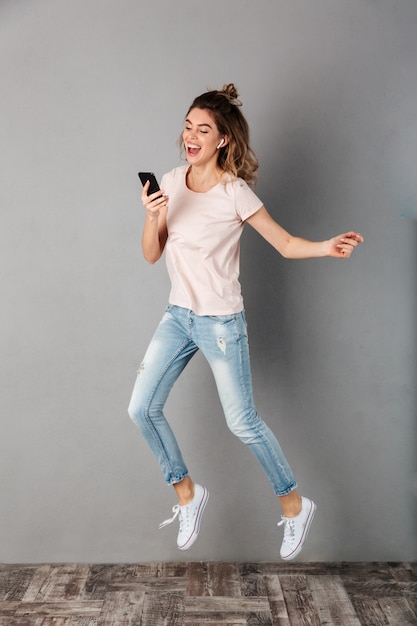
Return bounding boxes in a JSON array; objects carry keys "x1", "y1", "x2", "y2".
[{"x1": 0, "y1": 562, "x2": 416, "y2": 625}]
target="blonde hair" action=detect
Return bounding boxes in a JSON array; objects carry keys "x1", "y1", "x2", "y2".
[{"x1": 180, "y1": 83, "x2": 259, "y2": 186}]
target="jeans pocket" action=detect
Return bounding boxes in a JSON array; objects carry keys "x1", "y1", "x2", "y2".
[{"x1": 161, "y1": 304, "x2": 175, "y2": 323}]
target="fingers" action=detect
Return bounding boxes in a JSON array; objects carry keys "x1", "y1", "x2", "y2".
[
  {"x1": 143, "y1": 191, "x2": 168, "y2": 210},
  {"x1": 335, "y1": 232, "x2": 364, "y2": 258},
  {"x1": 336, "y1": 244, "x2": 353, "y2": 258},
  {"x1": 141, "y1": 181, "x2": 168, "y2": 213},
  {"x1": 344, "y1": 231, "x2": 364, "y2": 243}
]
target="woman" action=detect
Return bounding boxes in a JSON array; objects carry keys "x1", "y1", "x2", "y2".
[{"x1": 128, "y1": 84, "x2": 363, "y2": 560}]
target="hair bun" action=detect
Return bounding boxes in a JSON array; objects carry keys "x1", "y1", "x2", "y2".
[{"x1": 221, "y1": 83, "x2": 242, "y2": 105}]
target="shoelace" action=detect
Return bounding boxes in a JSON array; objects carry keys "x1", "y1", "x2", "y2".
[
  {"x1": 159, "y1": 504, "x2": 189, "y2": 531},
  {"x1": 277, "y1": 516, "x2": 295, "y2": 544},
  {"x1": 159, "y1": 505, "x2": 180, "y2": 529}
]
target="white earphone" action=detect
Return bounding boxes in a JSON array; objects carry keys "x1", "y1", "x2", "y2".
[{"x1": 216, "y1": 138, "x2": 225, "y2": 149}]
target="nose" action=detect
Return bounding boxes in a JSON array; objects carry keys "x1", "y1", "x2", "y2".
[{"x1": 184, "y1": 127, "x2": 196, "y2": 141}]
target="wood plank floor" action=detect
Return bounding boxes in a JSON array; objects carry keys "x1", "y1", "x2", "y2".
[{"x1": 0, "y1": 562, "x2": 416, "y2": 625}]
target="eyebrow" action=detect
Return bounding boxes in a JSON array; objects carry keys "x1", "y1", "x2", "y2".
[{"x1": 185, "y1": 118, "x2": 213, "y2": 129}]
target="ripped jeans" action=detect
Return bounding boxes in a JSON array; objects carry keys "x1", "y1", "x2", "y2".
[{"x1": 128, "y1": 305, "x2": 297, "y2": 496}]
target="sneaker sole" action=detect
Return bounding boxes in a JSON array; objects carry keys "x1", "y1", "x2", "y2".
[
  {"x1": 281, "y1": 500, "x2": 317, "y2": 561},
  {"x1": 178, "y1": 487, "x2": 209, "y2": 551}
]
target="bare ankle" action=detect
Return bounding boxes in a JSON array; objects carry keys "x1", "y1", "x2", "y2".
[
  {"x1": 279, "y1": 491, "x2": 302, "y2": 518},
  {"x1": 174, "y1": 477, "x2": 195, "y2": 506}
]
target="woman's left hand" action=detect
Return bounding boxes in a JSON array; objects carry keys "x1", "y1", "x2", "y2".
[{"x1": 327, "y1": 231, "x2": 364, "y2": 258}]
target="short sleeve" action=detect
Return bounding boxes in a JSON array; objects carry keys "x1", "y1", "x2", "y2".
[{"x1": 234, "y1": 179, "x2": 264, "y2": 222}]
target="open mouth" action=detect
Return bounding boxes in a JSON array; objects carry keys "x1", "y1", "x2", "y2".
[{"x1": 187, "y1": 144, "x2": 201, "y2": 157}]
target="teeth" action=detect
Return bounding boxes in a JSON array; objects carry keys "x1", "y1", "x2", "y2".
[{"x1": 188, "y1": 144, "x2": 200, "y2": 149}]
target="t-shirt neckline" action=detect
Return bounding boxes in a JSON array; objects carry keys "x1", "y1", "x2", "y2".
[{"x1": 184, "y1": 165, "x2": 228, "y2": 194}]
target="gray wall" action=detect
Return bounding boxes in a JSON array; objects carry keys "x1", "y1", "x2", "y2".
[{"x1": 1, "y1": 0, "x2": 416, "y2": 563}]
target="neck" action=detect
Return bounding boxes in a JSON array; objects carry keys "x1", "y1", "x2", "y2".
[{"x1": 186, "y1": 164, "x2": 223, "y2": 192}]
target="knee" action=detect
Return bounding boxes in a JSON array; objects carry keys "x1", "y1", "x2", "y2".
[
  {"x1": 128, "y1": 396, "x2": 147, "y2": 429},
  {"x1": 226, "y1": 407, "x2": 260, "y2": 443},
  {"x1": 128, "y1": 392, "x2": 164, "y2": 435}
]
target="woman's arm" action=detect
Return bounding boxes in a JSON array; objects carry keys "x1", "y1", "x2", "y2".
[
  {"x1": 246, "y1": 206, "x2": 363, "y2": 259},
  {"x1": 141, "y1": 180, "x2": 169, "y2": 264}
]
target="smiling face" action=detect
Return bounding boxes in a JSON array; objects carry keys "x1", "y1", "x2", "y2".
[{"x1": 182, "y1": 108, "x2": 225, "y2": 168}]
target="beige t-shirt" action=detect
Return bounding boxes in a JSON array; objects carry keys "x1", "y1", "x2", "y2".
[{"x1": 162, "y1": 165, "x2": 263, "y2": 315}]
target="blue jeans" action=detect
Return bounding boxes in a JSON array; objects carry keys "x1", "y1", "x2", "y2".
[{"x1": 128, "y1": 305, "x2": 297, "y2": 496}]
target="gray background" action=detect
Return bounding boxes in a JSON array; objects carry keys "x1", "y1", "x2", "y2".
[{"x1": 1, "y1": 0, "x2": 416, "y2": 563}]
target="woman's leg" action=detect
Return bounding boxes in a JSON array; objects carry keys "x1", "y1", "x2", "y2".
[
  {"x1": 129, "y1": 306, "x2": 210, "y2": 550},
  {"x1": 195, "y1": 310, "x2": 316, "y2": 559},
  {"x1": 195, "y1": 311, "x2": 298, "y2": 500},
  {"x1": 128, "y1": 306, "x2": 198, "y2": 485}
]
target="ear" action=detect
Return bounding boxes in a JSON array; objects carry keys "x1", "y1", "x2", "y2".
[{"x1": 216, "y1": 136, "x2": 229, "y2": 149}]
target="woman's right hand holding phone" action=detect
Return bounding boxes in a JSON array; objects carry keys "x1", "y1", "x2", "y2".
[
  {"x1": 141, "y1": 180, "x2": 168, "y2": 222},
  {"x1": 141, "y1": 180, "x2": 169, "y2": 264}
]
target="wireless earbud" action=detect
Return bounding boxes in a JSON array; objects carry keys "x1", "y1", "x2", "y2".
[{"x1": 216, "y1": 138, "x2": 225, "y2": 149}]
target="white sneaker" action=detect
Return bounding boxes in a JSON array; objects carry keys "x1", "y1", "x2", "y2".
[
  {"x1": 278, "y1": 496, "x2": 316, "y2": 560},
  {"x1": 159, "y1": 484, "x2": 209, "y2": 550}
]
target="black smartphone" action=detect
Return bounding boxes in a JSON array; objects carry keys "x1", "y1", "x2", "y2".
[{"x1": 138, "y1": 172, "x2": 161, "y2": 196}]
